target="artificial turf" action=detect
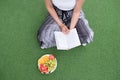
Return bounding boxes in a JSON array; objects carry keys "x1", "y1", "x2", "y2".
[{"x1": 0, "y1": 0, "x2": 120, "y2": 80}]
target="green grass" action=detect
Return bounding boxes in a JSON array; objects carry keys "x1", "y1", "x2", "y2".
[{"x1": 0, "y1": 0, "x2": 120, "y2": 80}]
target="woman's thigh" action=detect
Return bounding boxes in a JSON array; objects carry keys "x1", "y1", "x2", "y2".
[{"x1": 37, "y1": 15, "x2": 60, "y2": 48}]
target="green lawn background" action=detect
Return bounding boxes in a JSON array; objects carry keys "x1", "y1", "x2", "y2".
[{"x1": 0, "y1": 0, "x2": 120, "y2": 80}]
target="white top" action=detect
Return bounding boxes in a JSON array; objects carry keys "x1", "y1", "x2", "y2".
[{"x1": 52, "y1": 0, "x2": 76, "y2": 11}]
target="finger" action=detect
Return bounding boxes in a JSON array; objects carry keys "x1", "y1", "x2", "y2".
[
  {"x1": 64, "y1": 30, "x2": 69, "y2": 34},
  {"x1": 66, "y1": 30, "x2": 70, "y2": 34}
]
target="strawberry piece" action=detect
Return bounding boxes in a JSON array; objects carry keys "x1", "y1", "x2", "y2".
[
  {"x1": 39, "y1": 64, "x2": 48, "y2": 74},
  {"x1": 49, "y1": 54, "x2": 55, "y2": 60}
]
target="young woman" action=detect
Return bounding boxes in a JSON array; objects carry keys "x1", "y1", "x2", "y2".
[{"x1": 37, "y1": 0, "x2": 94, "y2": 49}]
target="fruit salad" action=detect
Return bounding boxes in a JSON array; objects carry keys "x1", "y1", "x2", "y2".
[{"x1": 38, "y1": 54, "x2": 57, "y2": 74}]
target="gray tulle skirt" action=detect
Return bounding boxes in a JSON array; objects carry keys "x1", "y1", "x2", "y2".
[{"x1": 37, "y1": 6, "x2": 94, "y2": 49}]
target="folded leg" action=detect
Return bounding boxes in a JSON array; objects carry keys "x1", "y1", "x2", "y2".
[
  {"x1": 75, "y1": 12, "x2": 94, "y2": 45},
  {"x1": 37, "y1": 15, "x2": 60, "y2": 49}
]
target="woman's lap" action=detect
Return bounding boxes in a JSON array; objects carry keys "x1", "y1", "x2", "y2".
[{"x1": 37, "y1": 11, "x2": 94, "y2": 49}]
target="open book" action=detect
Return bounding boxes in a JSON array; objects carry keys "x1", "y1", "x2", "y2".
[{"x1": 54, "y1": 28, "x2": 81, "y2": 50}]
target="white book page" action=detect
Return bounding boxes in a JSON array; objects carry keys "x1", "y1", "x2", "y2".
[
  {"x1": 66, "y1": 28, "x2": 81, "y2": 49},
  {"x1": 54, "y1": 31, "x2": 68, "y2": 50},
  {"x1": 54, "y1": 28, "x2": 81, "y2": 50}
]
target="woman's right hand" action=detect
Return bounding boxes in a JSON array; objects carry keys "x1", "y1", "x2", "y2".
[{"x1": 60, "y1": 24, "x2": 70, "y2": 34}]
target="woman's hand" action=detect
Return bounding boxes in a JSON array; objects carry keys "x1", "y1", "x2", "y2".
[{"x1": 60, "y1": 24, "x2": 69, "y2": 34}]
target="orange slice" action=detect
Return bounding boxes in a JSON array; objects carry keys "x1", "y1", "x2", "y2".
[{"x1": 38, "y1": 56, "x2": 49, "y2": 64}]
